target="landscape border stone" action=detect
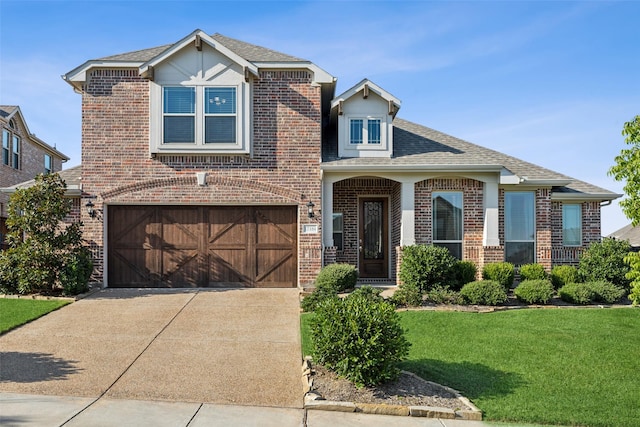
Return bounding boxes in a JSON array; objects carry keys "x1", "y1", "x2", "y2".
[{"x1": 302, "y1": 357, "x2": 483, "y2": 420}]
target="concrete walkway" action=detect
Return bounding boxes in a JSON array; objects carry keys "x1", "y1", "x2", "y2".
[{"x1": 0, "y1": 288, "x2": 303, "y2": 408}]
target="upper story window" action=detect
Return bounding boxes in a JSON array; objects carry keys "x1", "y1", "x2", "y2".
[
  {"x1": 433, "y1": 192, "x2": 463, "y2": 259},
  {"x1": 44, "y1": 154, "x2": 52, "y2": 174},
  {"x1": 2, "y1": 129, "x2": 9, "y2": 166},
  {"x1": 349, "y1": 118, "x2": 381, "y2": 145},
  {"x1": 12, "y1": 135, "x2": 20, "y2": 169},
  {"x1": 562, "y1": 204, "x2": 582, "y2": 246},
  {"x1": 163, "y1": 87, "x2": 195, "y2": 143},
  {"x1": 204, "y1": 87, "x2": 236, "y2": 144},
  {"x1": 505, "y1": 192, "x2": 535, "y2": 266}
]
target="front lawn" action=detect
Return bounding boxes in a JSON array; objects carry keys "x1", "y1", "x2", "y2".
[
  {"x1": 301, "y1": 308, "x2": 640, "y2": 427},
  {"x1": 0, "y1": 298, "x2": 70, "y2": 334}
]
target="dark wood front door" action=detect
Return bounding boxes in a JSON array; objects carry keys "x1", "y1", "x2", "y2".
[
  {"x1": 359, "y1": 198, "x2": 388, "y2": 278},
  {"x1": 108, "y1": 205, "x2": 297, "y2": 288}
]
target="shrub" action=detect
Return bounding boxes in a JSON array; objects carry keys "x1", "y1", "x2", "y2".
[
  {"x1": 578, "y1": 238, "x2": 631, "y2": 288},
  {"x1": 314, "y1": 263, "x2": 358, "y2": 293},
  {"x1": 625, "y1": 252, "x2": 640, "y2": 306},
  {"x1": 310, "y1": 290, "x2": 410, "y2": 387},
  {"x1": 60, "y1": 248, "x2": 93, "y2": 296},
  {"x1": 390, "y1": 281, "x2": 423, "y2": 307},
  {"x1": 514, "y1": 280, "x2": 554, "y2": 304},
  {"x1": 550, "y1": 265, "x2": 579, "y2": 289},
  {"x1": 459, "y1": 280, "x2": 508, "y2": 306},
  {"x1": 452, "y1": 260, "x2": 477, "y2": 291},
  {"x1": 519, "y1": 263, "x2": 547, "y2": 281},
  {"x1": 424, "y1": 285, "x2": 462, "y2": 305},
  {"x1": 558, "y1": 282, "x2": 595, "y2": 305},
  {"x1": 399, "y1": 245, "x2": 457, "y2": 292},
  {"x1": 301, "y1": 263, "x2": 359, "y2": 312},
  {"x1": 588, "y1": 281, "x2": 626, "y2": 304},
  {"x1": 482, "y1": 262, "x2": 515, "y2": 290}
]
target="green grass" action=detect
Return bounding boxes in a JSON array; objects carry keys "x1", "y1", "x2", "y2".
[
  {"x1": 301, "y1": 308, "x2": 640, "y2": 427},
  {"x1": 0, "y1": 298, "x2": 70, "y2": 334}
]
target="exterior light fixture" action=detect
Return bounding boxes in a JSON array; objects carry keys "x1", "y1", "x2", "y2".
[
  {"x1": 307, "y1": 200, "x2": 315, "y2": 218},
  {"x1": 86, "y1": 200, "x2": 96, "y2": 218}
]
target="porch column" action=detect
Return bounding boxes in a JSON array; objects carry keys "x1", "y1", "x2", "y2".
[
  {"x1": 483, "y1": 181, "x2": 500, "y2": 246},
  {"x1": 400, "y1": 179, "x2": 416, "y2": 246},
  {"x1": 322, "y1": 177, "x2": 335, "y2": 248}
]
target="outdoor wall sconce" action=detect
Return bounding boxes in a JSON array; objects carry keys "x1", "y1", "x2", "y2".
[
  {"x1": 86, "y1": 200, "x2": 96, "y2": 218},
  {"x1": 307, "y1": 200, "x2": 315, "y2": 218}
]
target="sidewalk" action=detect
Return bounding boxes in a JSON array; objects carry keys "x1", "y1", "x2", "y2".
[{"x1": 1, "y1": 392, "x2": 502, "y2": 427}]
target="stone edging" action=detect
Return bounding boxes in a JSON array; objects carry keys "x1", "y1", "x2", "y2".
[
  {"x1": 0, "y1": 285, "x2": 102, "y2": 302},
  {"x1": 301, "y1": 357, "x2": 483, "y2": 421}
]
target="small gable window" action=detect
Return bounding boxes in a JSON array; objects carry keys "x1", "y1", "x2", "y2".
[{"x1": 349, "y1": 118, "x2": 381, "y2": 145}]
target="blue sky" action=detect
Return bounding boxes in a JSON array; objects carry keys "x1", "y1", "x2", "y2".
[{"x1": 1, "y1": 0, "x2": 638, "y2": 234}]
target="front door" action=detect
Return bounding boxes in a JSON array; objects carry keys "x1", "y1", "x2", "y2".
[{"x1": 359, "y1": 197, "x2": 388, "y2": 278}]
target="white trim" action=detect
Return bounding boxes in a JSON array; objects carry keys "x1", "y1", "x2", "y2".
[
  {"x1": 253, "y1": 62, "x2": 335, "y2": 84},
  {"x1": 331, "y1": 78, "x2": 401, "y2": 112}
]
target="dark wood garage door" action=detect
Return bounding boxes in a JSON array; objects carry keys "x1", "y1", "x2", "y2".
[{"x1": 108, "y1": 206, "x2": 297, "y2": 288}]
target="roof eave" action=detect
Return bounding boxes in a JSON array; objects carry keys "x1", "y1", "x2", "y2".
[
  {"x1": 550, "y1": 192, "x2": 623, "y2": 202},
  {"x1": 321, "y1": 163, "x2": 503, "y2": 173},
  {"x1": 254, "y1": 61, "x2": 335, "y2": 84},
  {"x1": 63, "y1": 61, "x2": 143, "y2": 91}
]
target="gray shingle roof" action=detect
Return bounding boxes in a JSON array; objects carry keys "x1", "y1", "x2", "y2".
[
  {"x1": 608, "y1": 223, "x2": 640, "y2": 247},
  {"x1": 322, "y1": 117, "x2": 618, "y2": 197},
  {"x1": 99, "y1": 33, "x2": 305, "y2": 63},
  {"x1": 1, "y1": 165, "x2": 82, "y2": 193},
  {"x1": 0, "y1": 105, "x2": 18, "y2": 119}
]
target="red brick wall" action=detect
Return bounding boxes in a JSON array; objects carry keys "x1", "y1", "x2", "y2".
[
  {"x1": 551, "y1": 200, "x2": 601, "y2": 266},
  {"x1": 80, "y1": 69, "x2": 323, "y2": 286}
]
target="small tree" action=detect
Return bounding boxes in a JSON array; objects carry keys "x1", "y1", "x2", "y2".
[
  {"x1": 578, "y1": 238, "x2": 631, "y2": 288},
  {"x1": 0, "y1": 173, "x2": 91, "y2": 295}
]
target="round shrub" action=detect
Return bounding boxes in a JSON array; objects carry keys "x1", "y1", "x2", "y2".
[
  {"x1": 315, "y1": 263, "x2": 359, "y2": 293},
  {"x1": 310, "y1": 290, "x2": 410, "y2": 387},
  {"x1": 452, "y1": 260, "x2": 477, "y2": 291},
  {"x1": 558, "y1": 282, "x2": 595, "y2": 305},
  {"x1": 578, "y1": 238, "x2": 631, "y2": 288},
  {"x1": 60, "y1": 248, "x2": 93, "y2": 296},
  {"x1": 587, "y1": 281, "x2": 626, "y2": 304},
  {"x1": 482, "y1": 262, "x2": 515, "y2": 290},
  {"x1": 519, "y1": 263, "x2": 546, "y2": 281},
  {"x1": 425, "y1": 285, "x2": 462, "y2": 305},
  {"x1": 514, "y1": 279, "x2": 554, "y2": 304},
  {"x1": 390, "y1": 281, "x2": 423, "y2": 307},
  {"x1": 399, "y1": 245, "x2": 457, "y2": 292},
  {"x1": 550, "y1": 265, "x2": 579, "y2": 290},
  {"x1": 459, "y1": 280, "x2": 508, "y2": 306}
]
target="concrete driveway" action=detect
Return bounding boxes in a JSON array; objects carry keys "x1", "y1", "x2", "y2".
[{"x1": 0, "y1": 288, "x2": 303, "y2": 408}]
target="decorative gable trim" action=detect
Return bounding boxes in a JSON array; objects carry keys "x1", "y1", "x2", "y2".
[
  {"x1": 139, "y1": 29, "x2": 259, "y2": 80},
  {"x1": 331, "y1": 78, "x2": 401, "y2": 117}
]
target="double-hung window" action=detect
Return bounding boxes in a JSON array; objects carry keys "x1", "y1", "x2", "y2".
[
  {"x1": 11, "y1": 134, "x2": 20, "y2": 169},
  {"x1": 163, "y1": 87, "x2": 196, "y2": 143},
  {"x1": 2, "y1": 129, "x2": 9, "y2": 166},
  {"x1": 433, "y1": 192, "x2": 463, "y2": 259},
  {"x1": 505, "y1": 192, "x2": 535, "y2": 265},
  {"x1": 204, "y1": 87, "x2": 236, "y2": 144},
  {"x1": 562, "y1": 204, "x2": 582, "y2": 246},
  {"x1": 332, "y1": 213, "x2": 344, "y2": 251},
  {"x1": 44, "y1": 154, "x2": 52, "y2": 175},
  {"x1": 349, "y1": 118, "x2": 381, "y2": 145}
]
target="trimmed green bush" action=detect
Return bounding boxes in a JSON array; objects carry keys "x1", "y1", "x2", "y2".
[
  {"x1": 452, "y1": 260, "x2": 477, "y2": 291},
  {"x1": 625, "y1": 252, "x2": 640, "y2": 306},
  {"x1": 459, "y1": 280, "x2": 508, "y2": 306},
  {"x1": 425, "y1": 285, "x2": 462, "y2": 305},
  {"x1": 514, "y1": 279, "x2": 554, "y2": 304},
  {"x1": 301, "y1": 263, "x2": 359, "y2": 312},
  {"x1": 578, "y1": 238, "x2": 631, "y2": 288},
  {"x1": 558, "y1": 282, "x2": 595, "y2": 305},
  {"x1": 390, "y1": 281, "x2": 423, "y2": 307},
  {"x1": 314, "y1": 263, "x2": 358, "y2": 293},
  {"x1": 399, "y1": 245, "x2": 457, "y2": 292},
  {"x1": 550, "y1": 265, "x2": 579, "y2": 290},
  {"x1": 482, "y1": 262, "x2": 515, "y2": 290},
  {"x1": 519, "y1": 263, "x2": 547, "y2": 281},
  {"x1": 60, "y1": 248, "x2": 93, "y2": 296},
  {"x1": 588, "y1": 281, "x2": 626, "y2": 304},
  {"x1": 310, "y1": 290, "x2": 410, "y2": 387}
]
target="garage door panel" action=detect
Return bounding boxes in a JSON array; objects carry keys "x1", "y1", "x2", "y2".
[{"x1": 109, "y1": 206, "x2": 297, "y2": 288}]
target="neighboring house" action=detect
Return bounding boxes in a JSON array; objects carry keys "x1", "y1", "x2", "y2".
[
  {"x1": 0, "y1": 106, "x2": 69, "y2": 249},
  {"x1": 63, "y1": 29, "x2": 620, "y2": 289},
  {"x1": 608, "y1": 224, "x2": 640, "y2": 251}
]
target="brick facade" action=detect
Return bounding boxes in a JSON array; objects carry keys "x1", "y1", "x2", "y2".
[
  {"x1": 551, "y1": 200, "x2": 601, "y2": 266},
  {"x1": 80, "y1": 69, "x2": 323, "y2": 286}
]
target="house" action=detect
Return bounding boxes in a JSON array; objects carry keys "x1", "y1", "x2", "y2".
[
  {"x1": 608, "y1": 224, "x2": 640, "y2": 251},
  {"x1": 63, "y1": 29, "x2": 620, "y2": 289},
  {"x1": 0, "y1": 106, "x2": 69, "y2": 249}
]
